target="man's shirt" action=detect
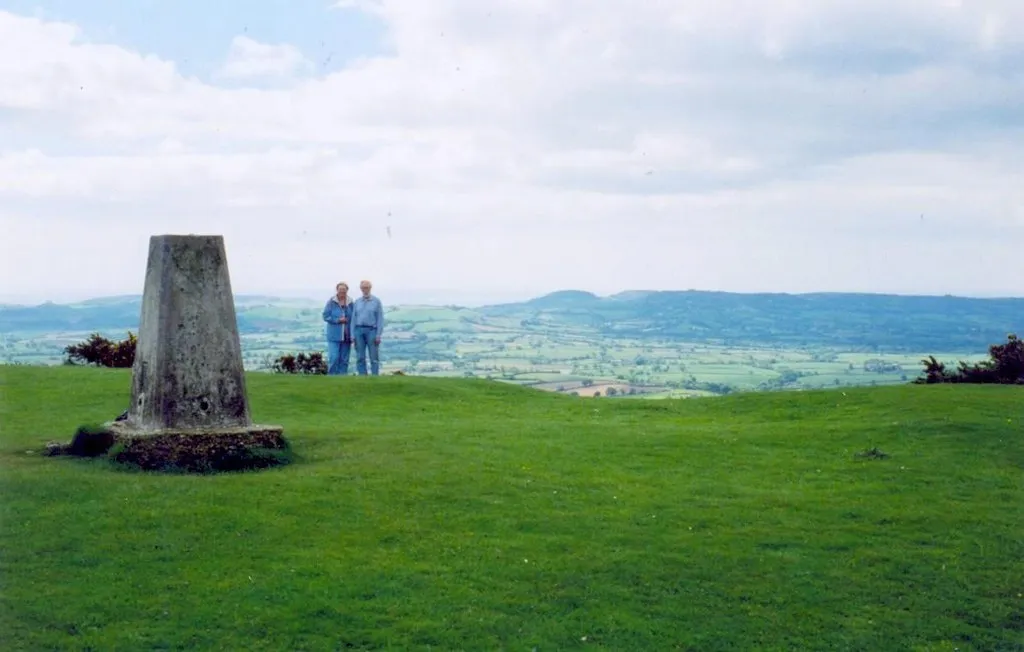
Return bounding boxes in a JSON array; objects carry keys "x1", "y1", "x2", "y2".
[{"x1": 351, "y1": 294, "x2": 384, "y2": 337}]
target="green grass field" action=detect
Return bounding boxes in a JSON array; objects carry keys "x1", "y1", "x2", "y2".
[{"x1": 1, "y1": 366, "x2": 1022, "y2": 650}]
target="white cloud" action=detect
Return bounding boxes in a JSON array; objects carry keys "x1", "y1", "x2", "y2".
[
  {"x1": 0, "y1": 2, "x2": 1022, "y2": 303},
  {"x1": 215, "y1": 35, "x2": 312, "y2": 81}
]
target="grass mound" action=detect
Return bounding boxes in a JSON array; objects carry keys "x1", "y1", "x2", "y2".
[{"x1": 1, "y1": 365, "x2": 1022, "y2": 650}]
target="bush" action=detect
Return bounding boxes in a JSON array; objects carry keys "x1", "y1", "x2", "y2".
[
  {"x1": 915, "y1": 334, "x2": 1023, "y2": 385},
  {"x1": 272, "y1": 351, "x2": 327, "y2": 375},
  {"x1": 64, "y1": 332, "x2": 136, "y2": 368}
]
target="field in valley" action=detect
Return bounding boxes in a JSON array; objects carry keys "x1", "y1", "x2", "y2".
[{"x1": 0, "y1": 302, "x2": 994, "y2": 398}]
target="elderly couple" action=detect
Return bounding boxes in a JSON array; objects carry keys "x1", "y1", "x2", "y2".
[{"x1": 322, "y1": 280, "x2": 384, "y2": 376}]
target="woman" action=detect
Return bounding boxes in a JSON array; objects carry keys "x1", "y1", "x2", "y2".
[{"x1": 322, "y1": 282, "x2": 353, "y2": 375}]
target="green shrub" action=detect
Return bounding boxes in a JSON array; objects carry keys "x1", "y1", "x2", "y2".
[
  {"x1": 915, "y1": 333, "x2": 1023, "y2": 384},
  {"x1": 63, "y1": 332, "x2": 136, "y2": 368}
]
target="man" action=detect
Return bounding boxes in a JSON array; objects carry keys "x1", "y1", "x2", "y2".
[
  {"x1": 321, "y1": 282, "x2": 352, "y2": 375},
  {"x1": 351, "y1": 279, "x2": 384, "y2": 375}
]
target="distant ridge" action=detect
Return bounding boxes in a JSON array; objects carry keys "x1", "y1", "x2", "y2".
[
  {"x1": 480, "y1": 289, "x2": 1024, "y2": 351},
  {"x1": 1, "y1": 289, "x2": 1021, "y2": 351},
  {"x1": 524, "y1": 288, "x2": 1023, "y2": 302},
  {"x1": 521, "y1": 290, "x2": 601, "y2": 307},
  {"x1": 0, "y1": 294, "x2": 309, "y2": 310}
]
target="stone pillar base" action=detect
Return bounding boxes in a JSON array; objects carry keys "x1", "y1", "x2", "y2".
[{"x1": 105, "y1": 422, "x2": 289, "y2": 472}]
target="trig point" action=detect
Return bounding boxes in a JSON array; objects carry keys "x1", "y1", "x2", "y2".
[{"x1": 107, "y1": 235, "x2": 286, "y2": 469}]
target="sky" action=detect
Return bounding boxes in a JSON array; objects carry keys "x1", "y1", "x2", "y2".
[{"x1": 0, "y1": 0, "x2": 1022, "y2": 305}]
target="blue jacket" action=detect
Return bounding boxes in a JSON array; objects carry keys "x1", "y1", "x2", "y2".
[{"x1": 322, "y1": 297, "x2": 352, "y2": 342}]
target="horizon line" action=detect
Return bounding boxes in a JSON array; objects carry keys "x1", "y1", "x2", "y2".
[{"x1": 2, "y1": 287, "x2": 1024, "y2": 308}]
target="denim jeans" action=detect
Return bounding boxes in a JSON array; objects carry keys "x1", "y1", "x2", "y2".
[
  {"x1": 353, "y1": 327, "x2": 379, "y2": 375},
  {"x1": 326, "y1": 340, "x2": 351, "y2": 375}
]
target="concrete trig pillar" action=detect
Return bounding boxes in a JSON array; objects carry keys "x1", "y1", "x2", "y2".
[{"x1": 109, "y1": 235, "x2": 283, "y2": 445}]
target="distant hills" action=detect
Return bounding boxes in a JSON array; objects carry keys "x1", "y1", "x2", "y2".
[
  {"x1": 486, "y1": 290, "x2": 1023, "y2": 351},
  {"x1": 2, "y1": 290, "x2": 1021, "y2": 353},
  {"x1": 0, "y1": 295, "x2": 309, "y2": 335}
]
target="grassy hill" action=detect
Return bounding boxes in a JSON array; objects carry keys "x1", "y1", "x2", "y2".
[{"x1": 1, "y1": 366, "x2": 1021, "y2": 650}]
